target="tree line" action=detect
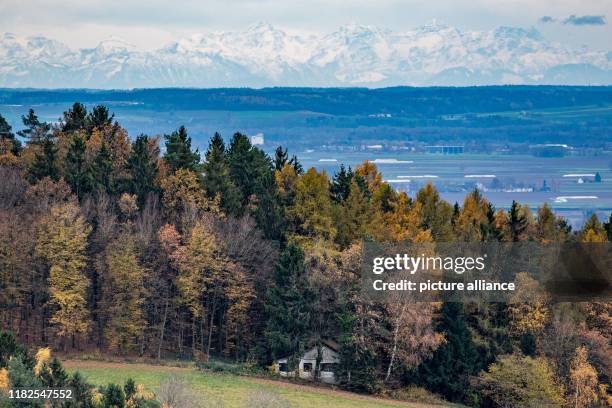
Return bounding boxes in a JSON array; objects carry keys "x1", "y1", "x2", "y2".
[{"x1": 0, "y1": 103, "x2": 611, "y2": 407}]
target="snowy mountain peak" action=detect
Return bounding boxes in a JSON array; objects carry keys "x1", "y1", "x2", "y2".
[
  {"x1": 93, "y1": 37, "x2": 137, "y2": 54},
  {"x1": 1, "y1": 23, "x2": 610, "y2": 88}
]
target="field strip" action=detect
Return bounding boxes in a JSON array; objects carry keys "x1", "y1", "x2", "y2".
[{"x1": 62, "y1": 360, "x2": 452, "y2": 408}]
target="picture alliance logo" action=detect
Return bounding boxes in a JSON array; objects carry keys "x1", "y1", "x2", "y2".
[{"x1": 372, "y1": 254, "x2": 488, "y2": 275}]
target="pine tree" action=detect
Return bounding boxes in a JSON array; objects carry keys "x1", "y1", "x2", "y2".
[
  {"x1": 126, "y1": 135, "x2": 159, "y2": 204},
  {"x1": 336, "y1": 305, "x2": 380, "y2": 393},
  {"x1": 102, "y1": 384, "x2": 125, "y2": 408},
  {"x1": 64, "y1": 134, "x2": 93, "y2": 199},
  {"x1": 86, "y1": 105, "x2": 114, "y2": 132},
  {"x1": 92, "y1": 143, "x2": 115, "y2": 194},
  {"x1": 61, "y1": 102, "x2": 88, "y2": 133},
  {"x1": 289, "y1": 155, "x2": 303, "y2": 175},
  {"x1": 508, "y1": 200, "x2": 528, "y2": 241},
  {"x1": 0, "y1": 113, "x2": 21, "y2": 155},
  {"x1": 265, "y1": 244, "x2": 313, "y2": 370},
  {"x1": 202, "y1": 132, "x2": 241, "y2": 215},
  {"x1": 335, "y1": 180, "x2": 370, "y2": 247},
  {"x1": 29, "y1": 137, "x2": 60, "y2": 182},
  {"x1": 418, "y1": 302, "x2": 482, "y2": 403},
  {"x1": 227, "y1": 132, "x2": 274, "y2": 204},
  {"x1": 0, "y1": 113, "x2": 13, "y2": 139},
  {"x1": 274, "y1": 146, "x2": 288, "y2": 171},
  {"x1": 163, "y1": 126, "x2": 200, "y2": 172},
  {"x1": 331, "y1": 164, "x2": 353, "y2": 203},
  {"x1": 253, "y1": 170, "x2": 285, "y2": 241},
  {"x1": 17, "y1": 108, "x2": 51, "y2": 144}
]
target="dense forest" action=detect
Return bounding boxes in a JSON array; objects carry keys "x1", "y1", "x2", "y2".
[
  {"x1": 3, "y1": 87, "x2": 611, "y2": 115},
  {"x1": 0, "y1": 103, "x2": 611, "y2": 407}
]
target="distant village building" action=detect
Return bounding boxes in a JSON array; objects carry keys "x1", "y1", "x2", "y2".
[
  {"x1": 425, "y1": 145, "x2": 464, "y2": 154},
  {"x1": 274, "y1": 340, "x2": 339, "y2": 384},
  {"x1": 529, "y1": 144, "x2": 571, "y2": 157},
  {"x1": 250, "y1": 133, "x2": 264, "y2": 146}
]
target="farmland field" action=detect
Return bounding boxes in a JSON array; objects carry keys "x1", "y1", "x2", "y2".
[{"x1": 63, "y1": 360, "x2": 458, "y2": 408}]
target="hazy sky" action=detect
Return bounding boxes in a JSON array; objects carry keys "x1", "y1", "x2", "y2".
[{"x1": 1, "y1": 0, "x2": 610, "y2": 50}]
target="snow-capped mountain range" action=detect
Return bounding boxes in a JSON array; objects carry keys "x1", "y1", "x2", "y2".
[{"x1": 1, "y1": 22, "x2": 611, "y2": 88}]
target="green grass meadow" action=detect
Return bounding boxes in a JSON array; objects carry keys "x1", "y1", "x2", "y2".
[{"x1": 64, "y1": 360, "x2": 454, "y2": 408}]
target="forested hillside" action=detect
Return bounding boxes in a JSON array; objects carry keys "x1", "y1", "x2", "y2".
[{"x1": 0, "y1": 103, "x2": 611, "y2": 407}]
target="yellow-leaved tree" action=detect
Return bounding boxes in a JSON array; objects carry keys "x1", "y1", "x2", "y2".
[
  {"x1": 102, "y1": 238, "x2": 146, "y2": 354},
  {"x1": 35, "y1": 202, "x2": 91, "y2": 349},
  {"x1": 569, "y1": 346, "x2": 599, "y2": 408}
]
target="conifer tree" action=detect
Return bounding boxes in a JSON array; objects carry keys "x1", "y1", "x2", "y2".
[
  {"x1": 0, "y1": 113, "x2": 13, "y2": 140},
  {"x1": 17, "y1": 108, "x2": 51, "y2": 144},
  {"x1": 29, "y1": 137, "x2": 60, "y2": 182},
  {"x1": 64, "y1": 134, "x2": 93, "y2": 199},
  {"x1": 86, "y1": 105, "x2": 114, "y2": 132},
  {"x1": 202, "y1": 132, "x2": 241, "y2": 215},
  {"x1": 336, "y1": 305, "x2": 380, "y2": 393},
  {"x1": 163, "y1": 126, "x2": 200, "y2": 172},
  {"x1": 274, "y1": 146, "x2": 288, "y2": 171},
  {"x1": 126, "y1": 135, "x2": 159, "y2": 204},
  {"x1": 508, "y1": 200, "x2": 528, "y2": 241},
  {"x1": 289, "y1": 155, "x2": 303, "y2": 175},
  {"x1": 335, "y1": 180, "x2": 370, "y2": 247},
  {"x1": 0, "y1": 113, "x2": 21, "y2": 155},
  {"x1": 265, "y1": 244, "x2": 313, "y2": 370},
  {"x1": 331, "y1": 164, "x2": 353, "y2": 203},
  {"x1": 253, "y1": 170, "x2": 285, "y2": 241},
  {"x1": 92, "y1": 143, "x2": 114, "y2": 194},
  {"x1": 227, "y1": 132, "x2": 274, "y2": 204},
  {"x1": 61, "y1": 102, "x2": 88, "y2": 133},
  {"x1": 418, "y1": 302, "x2": 482, "y2": 403}
]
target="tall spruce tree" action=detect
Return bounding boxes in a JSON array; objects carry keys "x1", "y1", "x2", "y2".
[
  {"x1": 265, "y1": 244, "x2": 313, "y2": 369},
  {"x1": 202, "y1": 132, "x2": 241, "y2": 215},
  {"x1": 163, "y1": 126, "x2": 200, "y2": 172},
  {"x1": 331, "y1": 164, "x2": 353, "y2": 203},
  {"x1": 29, "y1": 137, "x2": 60, "y2": 182},
  {"x1": 61, "y1": 102, "x2": 88, "y2": 133},
  {"x1": 336, "y1": 302, "x2": 380, "y2": 393},
  {"x1": 418, "y1": 302, "x2": 482, "y2": 404},
  {"x1": 86, "y1": 105, "x2": 114, "y2": 132},
  {"x1": 253, "y1": 170, "x2": 285, "y2": 241},
  {"x1": 508, "y1": 200, "x2": 528, "y2": 242},
  {"x1": 0, "y1": 113, "x2": 21, "y2": 154},
  {"x1": 92, "y1": 143, "x2": 114, "y2": 194},
  {"x1": 126, "y1": 135, "x2": 159, "y2": 204},
  {"x1": 227, "y1": 132, "x2": 274, "y2": 205},
  {"x1": 289, "y1": 154, "x2": 304, "y2": 175},
  {"x1": 274, "y1": 146, "x2": 289, "y2": 171},
  {"x1": 64, "y1": 135, "x2": 93, "y2": 199}
]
